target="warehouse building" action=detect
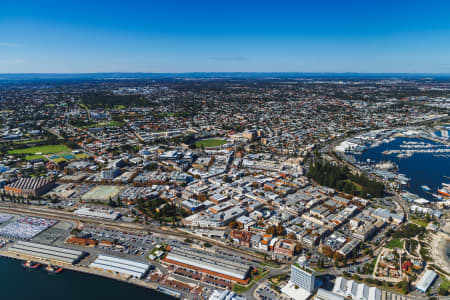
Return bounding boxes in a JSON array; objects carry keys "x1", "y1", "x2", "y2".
[
  {"x1": 163, "y1": 247, "x2": 251, "y2": 284},
  {"x1": 74, "y1": 207, "x2": 121, "y2": 220},
  {"x1": 90, "y1": 255, "x2": 151, "y2": 279},
  {"x1": 416, "y1": 270, "x2": 437, "y2": 293},
  {"x1": 8, "y1": 241, "x2": 85, "y2": 265},
  {"x1": 4, "y1": 178, "x2": 55, "y2": 197}
]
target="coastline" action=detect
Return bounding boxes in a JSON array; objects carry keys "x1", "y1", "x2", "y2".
[
  {"x1": 429, "y1": 222, "x2": 450, "y2": 275},
  {"x1": 0, "y1": 250, "x2": 174, "y2": 298}
]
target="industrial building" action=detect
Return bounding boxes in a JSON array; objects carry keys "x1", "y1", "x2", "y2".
[
  {"x1": 74, "y1": 207, "x2": 121, "y2": 220},
  {"x1": 90, "y1": 255, "x2": 151, "y2": 279},
  {"x1": 163, "y1": 247, "x2": 251, "y2": 284},
  {"x1": 4, "y1": 178, "x2": 55, "y2": 197},
  {"x1": 8, "y1": 241, "x2": 85, "y2": 265},
  {"x1": 416, "y1": 270, "x2": 437, "y2": 293}
]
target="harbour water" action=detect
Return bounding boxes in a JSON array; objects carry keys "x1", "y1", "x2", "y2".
[
  {"x1": 355, "y1": 137, "x2": 450, "y2": 201},
  {"x1": 435, "y1": 125, "x2": 450, "y2": 139},
  {"x1": 0, "y1": 258, "x2": 174, "y2": 300}
]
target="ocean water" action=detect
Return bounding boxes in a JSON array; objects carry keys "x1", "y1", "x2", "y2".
[
  {"x1": 355, "y1": 137, "x2": 450, "y2": 201},
  {"x1": 0, "y1": 258, "x2": 174, "y2": 300}
]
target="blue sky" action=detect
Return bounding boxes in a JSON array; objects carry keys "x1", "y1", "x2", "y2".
[{"x1": 1, "y1": 0, "x2": 450, "y2": 73}]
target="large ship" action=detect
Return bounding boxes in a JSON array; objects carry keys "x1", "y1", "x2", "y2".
[
  {"x1": 46, "y1": 265, "x2": 63, "y2": 274},
  {"x1": 22, "y1": 260, "x2": 41, "y2": 269},
  {"x1": 437, "y1": 185, "x2": 450, "y2": 197}
]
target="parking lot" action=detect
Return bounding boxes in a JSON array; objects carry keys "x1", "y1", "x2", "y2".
[
  {"x1": 78, "y1": 225, "x2": 192, "y2": 261},
  {"x1": 32, "y1": 221, "x2": 72, "y2": 244}
]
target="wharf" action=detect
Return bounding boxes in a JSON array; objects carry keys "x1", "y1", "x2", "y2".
[
  {"x1": 393, "y1": 132, "x2": 450, "y2": 147},
  {"x1": 0, "y1": 250, "x2": 162, "y2": 296}
]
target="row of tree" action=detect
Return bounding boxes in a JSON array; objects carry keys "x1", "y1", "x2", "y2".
[{"x1": 307, "y1": 160, "x2": 384, "y2": 198}]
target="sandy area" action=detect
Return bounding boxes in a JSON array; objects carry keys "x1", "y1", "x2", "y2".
[{"x1": 429, "y1": 222, "x2": 450, "y2": 276}]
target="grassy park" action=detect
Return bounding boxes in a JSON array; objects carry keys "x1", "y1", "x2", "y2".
[
  {"x1": 386, "y1": 239, "x2": 404, "y2": 249},
  {"x1": 410, "y1": 216, "x2": 430, "y2": 228}
]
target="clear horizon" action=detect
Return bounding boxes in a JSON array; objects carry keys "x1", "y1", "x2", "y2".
[{"x1": 1, "y1": 0, "x2": 450, "y2": 73}]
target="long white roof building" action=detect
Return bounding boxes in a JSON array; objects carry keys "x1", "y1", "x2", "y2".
[
  {"x1": 164, "y1": 247, "x2": 250, "y2": 281},
  {"x1": 8, "y1": 241, "x2": 85, "y2": 264},
  {"x1": 416, "y1": 270, "x2": 437, "y2": 293},
  {"x1": 90, "y1": 255, "x2": 151, "y2": 278}
]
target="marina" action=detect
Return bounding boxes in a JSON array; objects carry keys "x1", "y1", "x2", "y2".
[
  {"x1": 337, "y1": 129, "x2": 450, "y2": 201},
  {"x1": 357, "y1": 137, "x2": 450, "y2": 201}
]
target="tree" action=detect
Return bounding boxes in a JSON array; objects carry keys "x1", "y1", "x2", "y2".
[
  {"x1": 108, "y1": 196, "x2": 116, "y2": 207},
  {"x1": 396, "y1": 280, "x2": 409, "y2": 294},
  {"x1": 333, "y1": 252, "x2": 345, "y2": 263},
  {"x1": 229, "y1": 221, "x2": 239, "y2": 229},
  {"x1": 275, "y1": 224, "x2": 285, "y2": 236},
  {"x1": 287, "y1": 232, "x2": 297, "y2": 240},
  {"x1": 223, "y1": 175, "x2": 232, "y2": 183},
  {"x1": 321, "y1": 245, "x2": 335, "y2": 258},
  {"x1": 266, "y1": 225, "x2": 276, "y2": 235},
  {"x1": 438, "y1": 287, "x2": 448, "y2": 296}
]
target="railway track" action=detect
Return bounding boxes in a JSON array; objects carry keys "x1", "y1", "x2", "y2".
[{"x1": 0, "y1": 204, "x2": 265, "y2": 262}]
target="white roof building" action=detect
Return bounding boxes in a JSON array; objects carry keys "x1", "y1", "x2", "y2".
[
  {"x1": 333, "y1": 277, "x2": 381, "y2": 300},
  {"x1": 90, "y1": 255, "x2": 151, "y2": 278},
  {"x1": 315, "y1": 288, "x2": 345, "y2": 300},
  {"x1": 74, "y1": 207, "x2": 121, "y2": 220},
  {"x1": 8, "y1": 241, "x2": 85, "y2": 265},
  {"x1": 416, "y1": 270, "x2": 437, "y2": 293},
  {"x1": 209, "y1": 289, "x2": 246, "y2": 300}
]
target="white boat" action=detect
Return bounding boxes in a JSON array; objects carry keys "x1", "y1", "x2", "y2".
[{"x1": 421, "y1": 185, "x2": 431, "y2": 192}]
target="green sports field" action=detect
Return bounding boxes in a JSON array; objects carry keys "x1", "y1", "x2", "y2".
[
  {"x1": 194, "y1": 139, "x2": 227, "y2": 148},
  {"x1": 24, "y1": 154, "x2": 47, "y2": 161},
  {"x1": 8, "y1": 144, "x2": 71, "y2": 155},
  {"x1": 75, "y1": 153, "x2": 90, "y2": 159},
  {"x1": 80, "y1": 120, "x2": 124, "y2": 128}
]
